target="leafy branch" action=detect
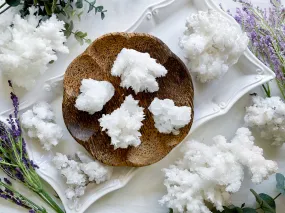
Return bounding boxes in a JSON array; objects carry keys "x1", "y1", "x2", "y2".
[
  {"x1": 0, "y1": 0, "x2": 107, "y2": 45},
  {"x1": 63, "y1": 21, "x2": 91, "y2": 45}
]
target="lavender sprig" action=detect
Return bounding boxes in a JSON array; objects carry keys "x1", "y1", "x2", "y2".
[
  {"x1": 228, "y1": 0, "x2": 285, "y2": 99},
  {"x1": 0, "y1": 81, "x2": 65, "y2": 213},
  {"x1": 0, "y1": 178, "x2": 47, "y2": 213}
]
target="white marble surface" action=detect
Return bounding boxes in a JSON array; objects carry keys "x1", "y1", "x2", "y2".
[{"x1": 0, "y1": 0, "x2": 284, "y2": 213}]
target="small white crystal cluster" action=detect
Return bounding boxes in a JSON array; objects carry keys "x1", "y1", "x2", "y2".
[
  {"x1": 53, "y1": 152, "x2": 113, "y2": 204},
  {"x1": 149, "y1": 98, "x2": 191, "y2": 135},
  {"x1": 160, "y1": 128, "x2": 278, "y2": 213},
  {"x1": 245, "y1": 96, "x2": 285, "y2": 146},
  {"x1": 0, "y1": 7, "x2": 69, "y2": 89},
  {"x1": 99, "y1": 95, "x2": 145, "y2": 149},
  {"x1": 75, "y1": 79, "x2": 115, "y2": 115},
  {"x1": 21, "y1": 102, "x2": 63, "y2": 150},
  {"x1": 111, "y1": 48, "x2": 168, "y2": 94},
  {"x1": 179, "y1": 9, "x2": 248, "y2": 83}
]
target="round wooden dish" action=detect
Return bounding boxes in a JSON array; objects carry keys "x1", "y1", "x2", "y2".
[{"x1": 62, "y1": 32, "x2": 194, "y2": 167}]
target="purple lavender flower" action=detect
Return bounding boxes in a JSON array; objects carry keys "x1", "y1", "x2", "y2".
[
  {"x1": 4, "y1": 178, "x2": 12, "y2": 185},
  {"x1": 0, "y1": 81, "x2": 65, "y2": 213},
  {"x1": 228, "y1": 0, "x2": 285, "y2": 99}
]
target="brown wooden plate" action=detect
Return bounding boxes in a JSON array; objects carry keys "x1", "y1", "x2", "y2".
[{"x1": 62, "y1": 32, "x2": 194, "y2": 167}]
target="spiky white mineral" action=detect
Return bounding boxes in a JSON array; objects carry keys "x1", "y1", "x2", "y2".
[
  {"x1": 21, "y1": 102, "x2": 63, "y2": 151},
  {"x1": 244, "y1": 95, "x2": 285, "y2": 146},
  {"x1": 75, "y1": 79, "x2": 115, "y2": 115},
  {"x1": 160, "y1": 128, "x2": 278, "y2": 213},
  {"x1": 52, "y1": 152, "x2": 113, "y2": 203},
  {"x1": 111, "y1": 48, "x2": 168, "y2": 93},
  {"x1": 0, "y1": 7, "x2": 68, "y2": 89},
  {"x1": 179, "y1": 9, "x2": 249, "y2": 82},
  {"x1": 99, "y1": 95, "x2": 145, "y2": 149},
  {"x1": 148, "y1": 98, "x2": 191, "y2": 135}
]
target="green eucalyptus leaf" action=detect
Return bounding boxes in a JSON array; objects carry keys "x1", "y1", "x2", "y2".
[
  {"x1": 70, "y1": 20, "x2": 74, "y2": 31},
  {"x1": 63, "y1": 21, "x2": 73, "y2": 38},
  {"x1": 235, "y1": 207, "x2": 243, "y2": 213},
  {"x1": 88, "y1": 4, "x2": 93, "y2": 12},
  {"x1": 96, "y1": 5, "x2": 103, "y2": 12},
  {"x1": 87, "y1": 0, "x2": 96, "y2": 13},
  {"x1": 51, "y1": 0, "x2": 57, "y2": 13},
  {"x1": 250, "y1": 189, "x2": 275, "y2": 213},
  {"x1": 223, "y1": 206, "x2": 240, "y2": 213},
  {"x1": 101, "y1": 11, "x2": 105, "y2": 20},
  {"x1": 242, "y1": 208, "x2": 257, "y2": 213},
  {"x1": 75, "y1": 35, "x2": 84, "y2": 45},
  {"x1": 226, "y1": 205, "x2": 236, "y2": 209},
  {"x1": 63, "y1": 2, "x2": 73, "y2": 18},
  {"x1": 259, "y1": 193, "x2": 276, "y2": 210},
  {"x1": 77, "y1": 11, "x2": 83, "y2": 21},
  {"x1": 71, "y1": 9, "x2": 77, "y2": 17},
  {"x1": 85, "y1": 39, "x2": 92, "y2": 44},
  {"x1": 60, "y1": 0, "x2": 66, "y2": 7},
  {"x1": 75, "y1": 0, "x2": 83, "y2": 8},
  {"x1": 75, "y1": 31, "x2": 87, "y2": 38},
  {"x1": 276, "y1": 173, "x2": 285, "y2": 194},
  {"x1": 64, "y1": 30, "x2": 71, "y2": 38},
  {"x1": 6, "y1": 0, "x2": 21, "y2": 7},
  {"x1": 44, "y1": 2, "x2": 52, "y2": 15}
]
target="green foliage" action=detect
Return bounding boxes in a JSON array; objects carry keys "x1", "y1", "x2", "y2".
[
  {"x1": 1, "y1": 0, "x2": 106, "y2": 45},
  {"x1": 74, "y1": 30, "x2": 88, "y2": 45},
  {"x1": 276, "y1": 173, "x2": 285, "y2": 195},
  {"x1": 259, "y1": 193, "x2": 276, "y2": 210},
  {"x1": 63, "y1": 21, "x2": 91, "y2": 45},
  {"x1": 212, "y1": 174, "x2": 284, "y2": 213},
  {"x1": 75, "y1": 0, "x2": 83, "y2": 8},
  {"x1": 212, "y1": 204, "x2": 256, "y2": 213},
  {"x1": 63, "y1": 20, "x2": 74, "y2": 38},
  {"x1": 5, "y1": 0, "x2": 20, "y2": 6},
  {"x1": 250, "y1": 190, "x2": 275, "y2": 213},
  {"x1": 86, "y1": 0, "x2": 107, "y2": 20},
  {"x1": 169, "y1": 209, "x2": 173, "y2": 213},
  {"x1": 242, "y1": 208, "x2": 257, "y2": 213}
]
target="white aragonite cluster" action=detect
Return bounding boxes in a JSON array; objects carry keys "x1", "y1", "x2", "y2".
[
  {"x1": 111, "y1": 48, "x2": 168, "y2": 94},
  {"x1": 160, "y1": 128, "x2": 278, "y2": 213},
  {"x1": 75, "y1": 79, "x2": 115, "y2": 115},
  {"x1": 99, "y1": 95, "x2": 145, "y2": 149},
  {"x1": 0, "y1": 7, "x2": 68, "y2": 90},
  {"x1": 179, "y1": 9, "x2": 249, "y2": 83},
  {"x1": 148, "y1": 98, "x2": 191, "y2": 135},
  {"x1": 21, "y1": 102, "x2": 63, "y2": 151},
  {"x1": 52, "y1": 152, "x2": 113, "y2": 206},
  {"x1": 245, "y1": 95, "x2": 285, "y2": 146}
]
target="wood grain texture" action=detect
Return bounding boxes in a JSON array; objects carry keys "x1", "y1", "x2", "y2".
[{"x1": 62, "y1": 32, "x2": 194, "y2": 167}]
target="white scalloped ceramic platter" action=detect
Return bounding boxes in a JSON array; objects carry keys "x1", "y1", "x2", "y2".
[{"x1": 0, "y1": 0, "x2": 275, "y2": 212}]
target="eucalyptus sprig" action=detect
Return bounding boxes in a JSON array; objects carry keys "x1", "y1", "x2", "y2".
[
  {"x1": 0, "y1": 0, "x2": 106, "y2": 45},
  {"x1": 213, "y1": 173, "x2": 285, "y2": 213},
  {"x1": 63, "y1": 21, "x2": 92, "y2": 44}
]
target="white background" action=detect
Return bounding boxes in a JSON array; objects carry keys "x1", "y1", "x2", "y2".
[{"x1": 0, "y1": 0, "x2": 284, "y2": 213}]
